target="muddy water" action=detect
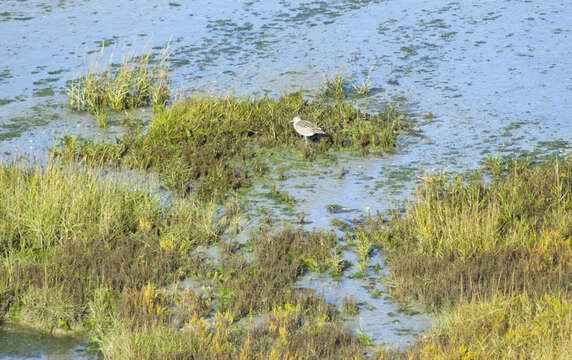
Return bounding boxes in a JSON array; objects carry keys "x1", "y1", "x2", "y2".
[
  {"x1": 296, "y1": 250, "x2": 429, "y2": 351},
  {"x1": 0, "y1": 324, "x2": 95, "y2": 359},
  {"x1": 1, "y1": 0, "x2": 571, "y2": 356}
]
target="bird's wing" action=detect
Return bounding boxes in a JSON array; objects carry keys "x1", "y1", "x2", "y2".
[{"x1": 300, "y1": 120, "x2": 325, "y2": 133}]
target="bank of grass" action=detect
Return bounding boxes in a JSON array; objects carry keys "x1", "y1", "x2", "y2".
[
  {"x1": 56, "y1": 89, "x2": 408, "y2": 199},
  {"x1": 98, "y1": 297, "x2": 365, "y2": 359},
  {"x1": 0, "y1": 160, "x2": 218, "y2": 331},
  {"x1": 361, "y1": 156, "x2": 571, "y2": 358},
  {"x1": 367, "y1": 156, "x2": 571, "y2": 307}
]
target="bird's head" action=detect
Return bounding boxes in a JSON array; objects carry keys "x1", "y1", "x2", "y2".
[{"x1": 290, "y1": 116, "x2": 301, "y2": 123}]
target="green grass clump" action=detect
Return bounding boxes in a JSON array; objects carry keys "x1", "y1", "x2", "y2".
[
  {"x1": 68, "y1": 46, "x2": 170, "y2": 115},
  {"x1": 0, "y1": 160, "x2": 218, "y2": 332},
  {"x1": 56, "y1": 90, "x2": 407, "y2": 199},
  {"x1": 408, "y1": 294, "x2": 572, "y2": 359},
  {"x1": 356, "y1": 156, "x2": 572, "y2": 359},
  {"x1": 321, "y1": 74, "x2": 346, "y2": 99},
  {"x1": 368, "y1": 157, "x2": 571, "y2": 308}
]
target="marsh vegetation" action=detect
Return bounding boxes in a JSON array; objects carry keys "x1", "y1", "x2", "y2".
[
  {"x1": 56, "y1": 77, "x2": 408, "y2": 199},
  {"x1": 362, "y1": 156, "x2": 572, "y2": 358},
  {"x1": 68, "y1": 45, "x2": 171, "y2": 115}
]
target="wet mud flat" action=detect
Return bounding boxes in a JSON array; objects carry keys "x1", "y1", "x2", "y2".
[{"x1": 2, "y1": 0, "x2": 571, "y2": 163}]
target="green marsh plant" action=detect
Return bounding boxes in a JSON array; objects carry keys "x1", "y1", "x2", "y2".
[
  {"x1": 363, "y1": 156, "x2": 572, "y2": 357},
  {"x1": 355, "y1": 231, "x2": 373, "y2": 273},
  {"x1": 68, "y1": 43, "x2": 170, "y2": 116},
  {"x1": 321, "y1": 74, "x2": 346, "y2": 99}
]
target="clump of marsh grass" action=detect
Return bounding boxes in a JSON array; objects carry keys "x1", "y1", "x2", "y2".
[
  {"x1": 67, "y1": 44, "x2": 170, "y2": 116},
  {"x1": 321, "y1": 74, "x2": 346, "y2": 99},
  {"x1": 369, "y1": 156, "x2": 572, "y2": 308},
  {"x1": 352, "y1": 69, "x2": 372, "y2": 96},
  {"x1": 328, "y1": 248, "x2": 346, "y2": 276},
  {"x1": 408, "y1": 294, "x2": 572, "y2": 359},
  {"x1": 352, "y1": 79, "x2": 371, "y2": 96},
  {"x1": 355, "y1": 231, "x2": 373, "y2": 273},
  {"x1": 265, "y1": 185, "x2": 297, "y2": 206},
  {"x1": 342, "y1": 296, "x2": 360, "y2": 316},
  {"x1": 55, "y1": 90, "x2": 408, "y2": 199}
]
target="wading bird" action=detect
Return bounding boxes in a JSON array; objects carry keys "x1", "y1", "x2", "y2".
[{"x1": 290, "y1": 116, "x2": 327, "y2": 145}]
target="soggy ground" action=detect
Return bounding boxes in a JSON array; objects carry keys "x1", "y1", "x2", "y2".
[{"x1": 1, "y1": 0, "x2": 571, "y2": 357}]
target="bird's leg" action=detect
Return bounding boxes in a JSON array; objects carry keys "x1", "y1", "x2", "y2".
[{"x1": 304, "y1": 136, "x2": 307, "y2": 146}]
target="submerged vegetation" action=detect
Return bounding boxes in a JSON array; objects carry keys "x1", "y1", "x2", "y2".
[{"x1": 56, "y1": 87, "x2": 408, "y2": 199}]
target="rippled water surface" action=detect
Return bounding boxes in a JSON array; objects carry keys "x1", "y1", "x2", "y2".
[
  {"x1": 1, "y1": 0, "x2": 571, "y2": 356},
  {"x1": 0, "y1": 324, "x2": 94, "y2": 359}
]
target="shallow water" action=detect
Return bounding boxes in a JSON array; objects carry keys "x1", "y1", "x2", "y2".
[
  {"x1": 0, "y1": 324, "x2": 95, "y2": 360},
  {"x1": 296, "y1": 250, "x2": 430, "y2": 350},
  {"x1": 1, "y1": 0, "x2": 571, "y2": 356},
  {"x1": 2, "y1": 0, "x2": 570, "y2": 161}
]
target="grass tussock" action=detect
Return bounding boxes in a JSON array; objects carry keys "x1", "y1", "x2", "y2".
[
  {"x1": 56, "y1": 90, "x2": 407, "y2": 199},
  {"x1": 408, "y1": 294, "x2": 572, "y2": 359},
  {"x1": 0, "y1": 161, "x2": 218, "y2": 332},
  {"x1": 68, "y1": 45, "x2": 170, "y2": 115},
  {"x1": 367, "y1": 157, "x2": 571, "y2": 308}
]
